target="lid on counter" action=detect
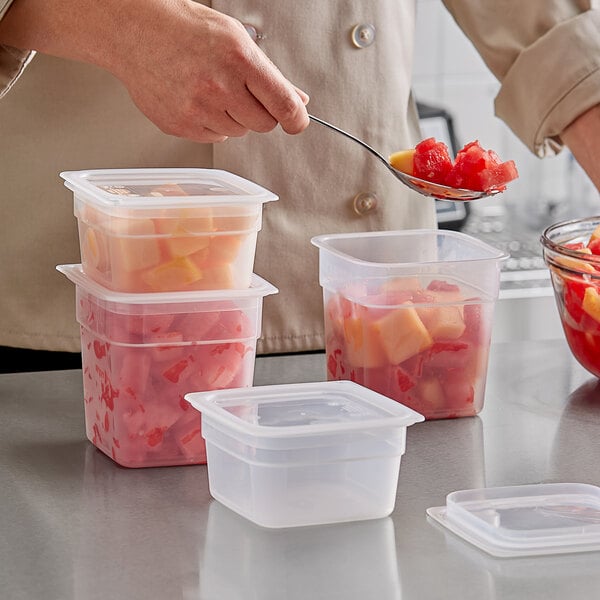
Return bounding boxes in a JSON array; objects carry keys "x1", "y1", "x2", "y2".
[{"x1": 427, "y1": 483, "x2": 600, "y2": 557}]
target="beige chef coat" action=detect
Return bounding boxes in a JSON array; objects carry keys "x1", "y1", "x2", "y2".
[{"x1": 1, "y1": 1, "x2": 600, "y2": 355}]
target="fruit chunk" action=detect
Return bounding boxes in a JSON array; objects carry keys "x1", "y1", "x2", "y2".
[
  {"x1": 390, "y1": 137, "x2": 519, "y2": 193},
  {"x1": 389, "y1": 149, "x2": 415, "y2": 174},
  {"x1": 108, "y1": 218, "x2": 162, "y2": 272},
  {"x1": 323, "y1": 278, "x2": 491, "y2": 420},
  {"x1": 445, "y1": 140, "x2": 518, "y2": 192},
  {"x1": 372, "y1": 303, "x2": 433, "y2": 364},
  {"x1": 342, "y1": 314, "x2": 388, "y2": 368},
  {"x1": 412, "y1": 138, "x2": 453, "y2": 185},
  {"x1": 582, "y1": 286, "x2": 600, "y2": 323},
  {"x1": 141, "y1": 256, "x2": 204, "y2": 291}
]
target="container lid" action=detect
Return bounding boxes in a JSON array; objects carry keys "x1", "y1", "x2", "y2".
[
  {"x1": 60, "y1": 168, "x2": 278, "y2": 209},
  {"x1": 185, "y1": 380, "x2": 424, "y2": 440},
  {"x1": 427, "y1": 483, "x2": 600, "y2": 557},
  {"x1": 56, "y1": 264, "x2": 278, "y2": 305}
]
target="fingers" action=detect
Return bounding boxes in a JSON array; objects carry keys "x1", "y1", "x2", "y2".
[
  {"x1": 244, "y1": 54, "x2": 310, "y2": 135},
  {"x1": 294, "y1": 86, "x2": 310, "y2": 106}
]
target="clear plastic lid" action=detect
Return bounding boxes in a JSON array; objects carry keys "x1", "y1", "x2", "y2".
[
  {"x1": 60, "y1": 168, "x2": 278, "y2": 208},
  {"x1": 427, "y1": 483, "x2": 600, "y2": 557},
  {"x1": 186, "y1": 380, "x2": 424, "y2": 440}
]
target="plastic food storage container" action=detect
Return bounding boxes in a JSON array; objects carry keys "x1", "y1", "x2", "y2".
[
  {"x1": 61, "y1": 168, "x2": 278, "y2": 293},
  {"x1": 185, "y1": 380, "x2": 424, "y2": 528},
  {"x1": 427, "y1": 483, "x2": 600, "y2": 557},
  {"x1": 57, "y1": 263, "x2": 277, "y2": 468},
  {"x1": 541, "y1": 216, "x2": 600, "y2": 378},
  {"x1": 311, "y1": 230, "x2": 507, "y2": 420}
]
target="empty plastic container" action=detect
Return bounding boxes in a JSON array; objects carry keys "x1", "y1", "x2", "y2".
[
  {"x1": 58, "y1": 263, "x2": 277, "y2": 468},
  {"x1": 186, "y1": 380, "x2": 424, "y2": 528},
  {"x1": 61, "y1": 168, "x2": 278, "y2": 293},
  {"x1": 312, "y1": 229, "x2": 507, "y2": 420}
]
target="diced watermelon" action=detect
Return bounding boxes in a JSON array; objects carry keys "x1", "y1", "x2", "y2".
[
  {"x1": 79, "y1": 297, "x2": 258, "y2": 467},
  {"x1": 412, "y1": 137, "x2": 454, "y2": 185},
  {"x1": 445, "y1": 140, "x2": 518, "y2": 192},
  {"x1": 395, "y1": 137, "x2": 518, "y2": 193}
]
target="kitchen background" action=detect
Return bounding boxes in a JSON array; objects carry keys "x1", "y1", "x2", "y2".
[{"x1": 413, "y1": 0, "x2": 600, "y2": 343}]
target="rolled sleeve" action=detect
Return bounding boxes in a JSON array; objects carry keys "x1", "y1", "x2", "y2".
[
  {"x1": 0, "y1": 0, "x2": 35, "y2": 99},
  {"x1": 497, "y1": 10, "x2": 600, "y2": 156},
  {"x1": 443, "y1": 1, "x2": 600, "y2": 157}
]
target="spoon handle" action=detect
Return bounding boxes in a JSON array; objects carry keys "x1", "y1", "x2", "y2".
[{"x1": 308, "y1": 115, "x2": 390, "y2": 169}]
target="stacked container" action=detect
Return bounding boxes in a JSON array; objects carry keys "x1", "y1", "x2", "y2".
[{"x1": 58, "y1": 168, "x2": 278, "y2": 468}]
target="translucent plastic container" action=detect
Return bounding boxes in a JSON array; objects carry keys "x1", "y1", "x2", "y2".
[
  {"x1": 61, "y1": 168, "x2": 277, "y2": 293},
  {"x1": 186, "y1": 380, "x2": 423, "y2": 528},
  {"x1": 58, "y1": 263, "x2": 277, "y2": 468},
  {"x1": 541, "y1": 216, "x2": 600, "y2": 378},
  {"x1": 311, "y1": 230, "x2": 507, "y2": 420},
  {"x1": 427, "y1": 483, "x2": 600, "y2": 557}
]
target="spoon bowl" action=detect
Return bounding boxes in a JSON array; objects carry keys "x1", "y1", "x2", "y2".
[{"x1": 308, "y1": 114, "x2": 501, "y2": 202}]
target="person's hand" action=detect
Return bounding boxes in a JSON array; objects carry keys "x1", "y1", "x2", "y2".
[
  {"x1": 0, "y1": 0, "x2": 310, "y2": 142},
  {"x1": 110, "y1": 2, "x2": 310, "y2": 142}
]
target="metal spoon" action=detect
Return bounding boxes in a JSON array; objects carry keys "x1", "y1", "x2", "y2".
[{"x1": 308, "y1": 114, "x2": 501, "y2": 201}]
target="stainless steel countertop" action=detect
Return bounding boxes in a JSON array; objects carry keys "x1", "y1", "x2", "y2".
[{"x1": 2, "y1": 340, "x2": 600, "y2": 600}]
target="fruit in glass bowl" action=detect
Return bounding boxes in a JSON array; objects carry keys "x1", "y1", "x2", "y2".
[{"x1": 541, "y1": 217, "x2": 600, "y2": 377}]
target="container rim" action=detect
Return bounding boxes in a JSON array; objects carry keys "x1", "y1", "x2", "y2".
[
  {"x1": 541, "y1": 216, "x2": 600, "y2": 255},
  {"x1": 56, "y1": 264, "x2": 278, "y2": 304},
  {"x1": 60, "y1": 168, "x2": 279, "y2": 208},
  {"x1": 540, "y1": 216, "x2": 600, "y2": 276},
  {"x1": 311, "y1": 229, "x2": 509, "y2": 266},
  {"x1": 185, "y1": 380, "x2": 424, "y2": 440}
]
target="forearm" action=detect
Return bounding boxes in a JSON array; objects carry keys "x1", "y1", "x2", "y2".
[
  {"x1": 0, "y1": 0, "x2": 308, "y2": 140},
  {"x1": 561, "y1": 104, "x2": 600, "y2": 192},
  {"x1": 0, "y1": 0, "x2": 201, "y2": 77}
]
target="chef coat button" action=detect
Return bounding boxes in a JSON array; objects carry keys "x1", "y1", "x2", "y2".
[
  {"x1": 243, "y1": 23, "x2": 266, "y2": 43},
  {"x1": 353, "y1": 192, "x2": 378, "y2": 215},
  {"x1": 351, "y1": 23, "x2": 376, "y2": 48}
]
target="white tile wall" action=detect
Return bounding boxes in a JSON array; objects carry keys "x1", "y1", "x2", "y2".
[{"x1": 413, "y1": 0, "x2": 598, "y2": 224}]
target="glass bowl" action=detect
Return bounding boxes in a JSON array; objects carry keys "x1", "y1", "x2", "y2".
[{"x1": 541, "y1": 216, "x2": 600, "y2": 377}]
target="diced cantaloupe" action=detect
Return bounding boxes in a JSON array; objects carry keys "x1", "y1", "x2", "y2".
[
  {"x1": 413, "y1": 287, "x2": 466, "y2": 340},
  {"x1": 206, "y1": 234, "x2": 244, "y2": 265},
  {"x1": 196, "y1": 265, "x2": 235, "y2": 289},
  {"x1": 582, "y1": 286, "x2": 600, "y2": 323},
  {"x1": 371, "y1": 302, "x2": 433, "y2": 364},
  {"x1": 82, "y1": 227, "x2": 109, "y2": 272},
  {"x1": 389, "y1": 149, "x2": 415, "y2": 174},
  {"x1": 141, "y1": 256, "x2": 204, "y2": 291},
  {"x1": 108, "y1": 218, "x2": 161, "y2": 272},
  {"x1": 162, "y1": 235, "x2": 211, "y2": 259},
  {"x1": 342, "y1": 315, "x2": 388, "y2": 368},
  {"x1": 417, "y1": 304, "x2": 466, "y2": 340},
  {"x1": 554, "y1": 253, "x2": 596, "y2": 274},
  {"x1": 589, "y1": 225, "x2": 600, "y2": 245}
]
